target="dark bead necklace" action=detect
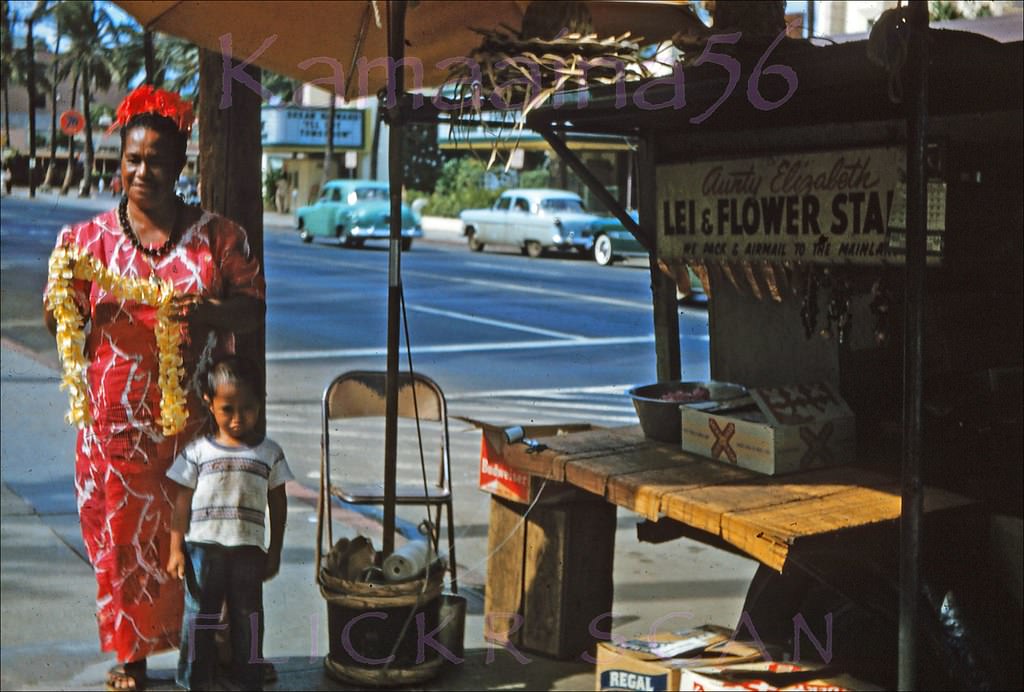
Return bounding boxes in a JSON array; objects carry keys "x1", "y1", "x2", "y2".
[{"x1": 118, "y1": 196, "x2": 180, "y2": 258}]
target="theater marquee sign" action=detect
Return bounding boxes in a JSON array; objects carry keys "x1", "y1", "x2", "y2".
[{"x1": 656, "y1": 147, "x2": 946, "y2": 266}]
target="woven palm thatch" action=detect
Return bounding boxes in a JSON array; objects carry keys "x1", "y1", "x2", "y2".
[{"x1": 445, "y1": 12, "x2": 655, "y2": 168}]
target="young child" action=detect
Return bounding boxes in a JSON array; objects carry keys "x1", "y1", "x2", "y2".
[{"x1": 166, "y1": 356, "x2": 293, "y2": 690}]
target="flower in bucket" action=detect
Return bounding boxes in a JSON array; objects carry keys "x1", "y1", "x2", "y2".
[{"x1": 45, "y1": 245, "x2": 189, "y2": 436}]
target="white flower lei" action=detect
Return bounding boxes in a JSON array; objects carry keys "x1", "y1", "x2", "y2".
[{"x1": 45, "y1": 244, "x2": 188, "y2": 436}]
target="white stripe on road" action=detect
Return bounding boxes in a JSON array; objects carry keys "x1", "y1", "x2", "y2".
[
  {"x1": 447, "y1": 383, "x2": 637, "y2": 399},
  {"x1": 405, "y1": 304, "x2": 583, "y2": 340},
  {"x1": 467, "y1": 399, "x2": 634, "y2": 413},
  {"x1": 266, "y1": 334, "x2": 656, "y2": 361},
  {"x1": 264, "y1": 251, "x2": 651, "y2": 310},
  {"x1": 463, "y1": 260, "x2": 569, "y2": 278}
]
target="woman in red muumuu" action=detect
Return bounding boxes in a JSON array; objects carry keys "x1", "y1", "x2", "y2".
[{"x1": 43, "y1": 86, "x2": 265, "y2": 692}]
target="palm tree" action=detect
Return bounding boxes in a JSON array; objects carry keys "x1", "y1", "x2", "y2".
[
  {"x1": 24, "y1": 1, "x2": 49, "y2": 197},
  {"x1": 42, "y1": 10, "x2": 70, "y2": 190},
  {"x1": 262, "y1": 70, "x2": 298, "y2": 103},
  {"x1": 112, "y1": 25, "x2": 199, "y2": 97},
  {"x1": 154, "y1": 34, "x2": 199, "y2": 98},
  {"x1": 59, "y1": 68, "x2": 77, "y2": 195},
  {"x1": 0, "y1": 2, "x2": 54, "y2": 194},
  {"x1": 1, "y1": 0, "x2": 14, "y2": 148},
  {"x1": 54, "y1": 0, "x2": 116, "y2": 197}
]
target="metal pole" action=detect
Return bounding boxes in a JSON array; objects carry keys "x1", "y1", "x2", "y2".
[
  {"x1": 383, "y1": 0, "x2": 408, "y2": 559},
  {"x1": 899, "y1": 3, "x2": 929, "y2": 689}
]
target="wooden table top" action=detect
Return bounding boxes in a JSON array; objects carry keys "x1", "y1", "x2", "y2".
[{"x1": 501, "y1": 425, "x2": 972, "y2": 571}]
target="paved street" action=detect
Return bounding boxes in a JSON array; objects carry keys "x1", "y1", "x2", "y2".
[{"x1": 1, "y1": 190, "x2": 758, "y2": 690}]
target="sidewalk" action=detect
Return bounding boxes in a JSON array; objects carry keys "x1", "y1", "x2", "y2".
[
  {"x1": 0, "y1": 341, "x2": 597, "y2": 691},
  {"x1": 2, "y1": 189, "x2": 754, "y2": 690}
]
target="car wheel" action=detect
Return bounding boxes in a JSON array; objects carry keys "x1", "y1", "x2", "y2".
[
  {"x1": 298, "y1": 219, "x2": 312, "y2": 243},
  {"x1": 401, "y1": 238, "x2": 413, "y2": 252},
  {"x1": 593, "y1": 234, "x2": 615, "y2": 266},
  {"x1": 337, "y1": 226, "x2": 354, "y2": 248},
  {"x1": 467, "y1": 229, "x2": 485, "y2": 252},
  {"x1": 525, "y1": 240, "x2": 543, "y2": 258}
]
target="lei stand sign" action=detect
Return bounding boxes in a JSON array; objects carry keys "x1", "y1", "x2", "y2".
[{"x1": 655, "y1": 146, "x2": 947, "y2": 267}]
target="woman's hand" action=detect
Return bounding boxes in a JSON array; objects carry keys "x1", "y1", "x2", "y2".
[
  {"x1": 167, "y1": 546, "x2": 187, "y2": 580},
  {"x1": 169, "y1": 293, "x2": 206, "y2": 326},
  {"x1": 168, "y1": 293, "x2": 264, "y2": 334}
]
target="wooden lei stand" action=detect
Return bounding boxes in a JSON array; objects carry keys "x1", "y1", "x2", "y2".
[{"x1": 480, "y1": 11, "x2": 1022, "y2": 689}]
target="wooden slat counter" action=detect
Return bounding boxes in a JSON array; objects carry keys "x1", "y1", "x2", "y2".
[{"x1": 501, "y1": 425, "x2": 971, "y2": 572}]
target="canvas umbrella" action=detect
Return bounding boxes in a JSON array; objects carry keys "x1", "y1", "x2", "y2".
[{"x1": 117, "y1": 1, "x2": 704, "y2": 99}]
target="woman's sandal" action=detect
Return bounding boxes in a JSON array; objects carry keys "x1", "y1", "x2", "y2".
[{"x1": 106, "y1": 660, "x2": 147, "y2": 691}]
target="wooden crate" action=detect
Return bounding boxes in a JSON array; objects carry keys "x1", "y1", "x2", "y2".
[{"x1": 484, "y1": 489, "x2": 616, "y2": 659}]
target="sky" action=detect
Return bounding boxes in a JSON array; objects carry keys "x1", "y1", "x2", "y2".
[{"x1": 6, "y1": 0, "x2": 137, "y2": 48}]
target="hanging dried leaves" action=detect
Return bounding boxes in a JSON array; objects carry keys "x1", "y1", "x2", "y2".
[{"x1": 445, "y1": 24, "x2": 654, "y2": 168}]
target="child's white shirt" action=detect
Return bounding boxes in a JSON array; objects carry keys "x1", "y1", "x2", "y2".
[{"x1": 167, "y1": 435, "x2": 294, "y2": 550}]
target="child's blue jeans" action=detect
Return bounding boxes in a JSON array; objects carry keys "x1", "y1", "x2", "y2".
[{"x1": 177, "y1": 542, "x2": 266, "y2": 691}]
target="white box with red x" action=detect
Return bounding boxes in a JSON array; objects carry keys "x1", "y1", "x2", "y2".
[{"x1": 680, "y1": 382, "x2": 856, "y2": 476}]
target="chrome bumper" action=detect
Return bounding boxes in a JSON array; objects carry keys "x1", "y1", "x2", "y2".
[{"x1": 349, "y1": 226, "x2": 423, "y2": 239}]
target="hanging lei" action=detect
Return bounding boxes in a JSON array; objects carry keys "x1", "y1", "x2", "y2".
[
  {"x1": 45, "y1": 243, "x2": 189, "y2": 436},
  {"x1": 46, "y1": 83, "x2": 195, "y2": 436}
]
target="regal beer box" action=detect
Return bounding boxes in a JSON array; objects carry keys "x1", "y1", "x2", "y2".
[
  {"x1": 596, "y1": 626, "x2": 763, "y2": 691},
  {"x1": 681, "y1": 383, "x2": 855, "y2": 476},
  {"x1": 678, "y1": 661, "x2": 880, "y2": 691}
]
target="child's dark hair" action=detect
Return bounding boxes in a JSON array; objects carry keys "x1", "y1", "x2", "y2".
[{"x1": 202, "y1": 355, "x2": 264, "y2": 400}]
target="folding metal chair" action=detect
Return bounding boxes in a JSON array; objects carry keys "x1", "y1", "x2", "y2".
[{"x1": 319, "y1": 370, "x2": 457, "y2": 592}]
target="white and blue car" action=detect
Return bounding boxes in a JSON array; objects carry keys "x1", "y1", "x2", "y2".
[{"x1": 460, "y1": 188, "x2": 640, "y2": 264}]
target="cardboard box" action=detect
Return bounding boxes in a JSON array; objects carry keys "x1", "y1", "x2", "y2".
[
  {"x1": 479, "y1": 432, "x2": 533, "y2": 503},
  {"x1": 595, "y1": 626, "x2": 763, "y2": 691},
  {"x1": 681, "y1": 383, "x2": 855, "y2": 476},
  {"x1": 678, "y1": 661, "x2": 879, "y2": 691},
  {"x1": 468, "y1": 419, "x2": 593, "y2": 503}
]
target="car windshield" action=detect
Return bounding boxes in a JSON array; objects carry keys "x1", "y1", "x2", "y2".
[
  {"x1": 353, "y1": 187, "x2": 388, "y2": 201},
  {"x1": 540, "y1": 198, "x2": 584, "y2": 213}
]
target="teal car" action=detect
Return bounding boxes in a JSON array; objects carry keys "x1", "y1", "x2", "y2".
[
  {"x1": 296, "y1": 179, "x2": 422, "y2": 250},
  {"x1": 590, "y1": 215, "x2": 647, "y2": 266},
  {"x1": 590, "y1": 213, "x2": 705, "y2": 302}
]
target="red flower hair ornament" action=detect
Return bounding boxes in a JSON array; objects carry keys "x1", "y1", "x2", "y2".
[{"x1": 108, "y1": 85, "x2": 194, "y2": 135}]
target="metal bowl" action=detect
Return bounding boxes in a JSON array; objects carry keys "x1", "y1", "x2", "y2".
[{"x1": 627, "y1": 380, "x2": 748, "y2": 443}]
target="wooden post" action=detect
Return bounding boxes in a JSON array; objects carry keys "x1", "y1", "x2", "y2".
[
  {"x1": 197, "y1": 48, "x2": 266, "y2": 430},
  {"x1": 485, "y1": 492, "x2": 616, "y2": 659},
  {"x1": 639, "y1": 133, "x2": 680, "y2": 382}
]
